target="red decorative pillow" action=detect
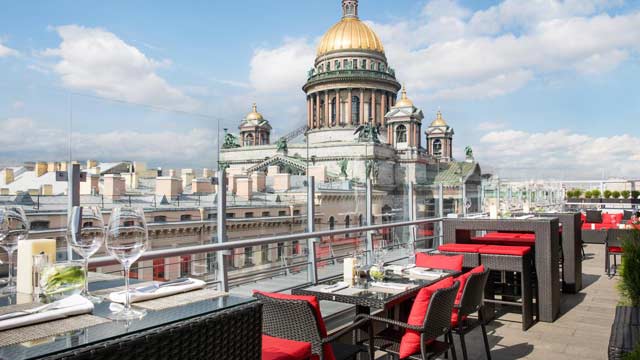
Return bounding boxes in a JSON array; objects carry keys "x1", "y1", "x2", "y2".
[
  {"x1": 262, "y1": 335, "x2": 313, "y2": 360},
  {"x1": 254, "y1": 291, "x2": 335, "y2": 360},
  {"x1": 416, "y1": 253, "x2": 463, "y2": 271},
  {"x1": 453, "y1": 265, "x2": 485, "y2": 305},
  {"x1": 399, "y1": 277, "x2": 455, "y2": 359}
]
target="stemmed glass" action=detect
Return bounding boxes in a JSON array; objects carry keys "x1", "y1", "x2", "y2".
[
  {"x1": 66, "y1": 206, "x2": 105, "y2": 303},
  {"x1": 105, "y1": 207, "x2": 148, "y2": 320},
  {"x1": 0, "y1": 206, "x2": 30, "y2": 294}
]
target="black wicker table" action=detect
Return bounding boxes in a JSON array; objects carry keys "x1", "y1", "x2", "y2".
[
  {"x1": 0, "y1": 279, "x2": 260, "y2": 360},
  {"x1": 443, "y1": 217, "x2": 561, "y2": 323}
]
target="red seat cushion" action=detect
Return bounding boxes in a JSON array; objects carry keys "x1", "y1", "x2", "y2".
[
  {"x1": 438, "y1": 244, "x2": 486, "y2": 253},
  {"x1": 415, "y1": 253, "x2": 464, "y2": 271},
  {"x1": 262, "y1": 335, "x2": 312, "y2": 360},
  {"x1": 609, "y1": 246, "x2": 623, "y2": 253},
  {"x1": 479, "y1": 245, "x2": 531, "y2": 256},
  {"x1": 399, "y1": 277, "x2": 455, "y2": 359},
  {"x1": 254, "y1": 291, "x2": 335, "y2": 360}
]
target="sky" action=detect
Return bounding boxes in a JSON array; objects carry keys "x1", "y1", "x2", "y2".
[{"x1": 0, "y1": 0, "x2": 639, "y2": 180}]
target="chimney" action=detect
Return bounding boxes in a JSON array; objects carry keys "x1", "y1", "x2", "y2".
[
  {"x1": 35, "y1": 162, "x2": 48, "y2": 177},
  {"x1": 272, "y1": 173, "x2": 291, "y2": 192},
  {"x1": 103, "y1": 174, "x2": 126, "y2": 200},
  {"x1": 251, "y1": 171, "x2": 266, "y2": 192},
  {"x1": 192, "y1": 178, "x2": 214, "y2": 195},
  {"x1": 181, "y1": 169, "x2": 195, "y2": 188},
  {"x1": 308, "y1": 165, "x2": 327, "y2": 183},
  {"x1": 81, "y1": 174, "x2": 100, "y2": 195},
  {"x1": 155, "y1": 176, "x2": 181, "y2": 199},
  {"x1": 2, "y1": 168, "x2": 14, "y2": 185},
  {"x1": 41, "y1": 184, "x2": 53, "y2": 196},
  {"x1": 236, "y1": 176, "x2": 253, "y2": 200},
  {"x1": 87, "y1": 160, "x2": 98, "y2": 169}
]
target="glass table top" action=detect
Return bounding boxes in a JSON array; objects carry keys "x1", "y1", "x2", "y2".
[{"x1": 0, "y1": 279, "x2": 255, "y2": 360}]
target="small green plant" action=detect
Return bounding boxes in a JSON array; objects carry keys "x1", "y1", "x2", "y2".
[
  {"x1": 622, "y1": 190, "x2": 631, "y2": 199},
  {"x1": 604, "y1": 190, "x2": 613, "y2": 199},
  {"x1": 566, "y1": 190, "x2": 574, "y2": 198},
  {"x1": 592, "y1": 189, "x2": 601, "y2": 198},
  {"x1": 624, "y1": 344, "x2": 640, "y2": 360},
  {"x1": 574, "y1": 189, "x2": 583, "y2": 198},
  {"x1": 618, "y1": 230, "x2": 640, "y2": 306},
  {"x1": 585, "y1": 191, "x2": 593, "y2": 199},
  {"x1": 632, "y1": 190, "x2": 640, "y2": 199},
  {"x1": 612, "y1": 190, "x2": 621, "y2": 199}
]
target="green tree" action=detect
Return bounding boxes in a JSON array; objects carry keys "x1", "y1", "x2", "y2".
[
  {"x1": 591, "y1": 189, "x2": 601, "y2": 198},
  {"x1": 584, "y1": 191, "x2": 593, "y2": 199},
  {"x1": 612, "y1": 190, "x2": 621, "y2": 199},
  {"x1": 604, "y1": 190, "x2": 613, "y2": 199},
  {"x1": 622, "y1": 190, "x2": 631, "y2": 199}
]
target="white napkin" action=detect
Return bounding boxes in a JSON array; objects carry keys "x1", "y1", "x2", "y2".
[
  {"x1": 370, "y1": 282, "x2": 413, "y2": 291},
  {"x1": 109, "y1": 278, "x2": 206, "y2": 304},
  {"x1": 320, "y1": 282, "x2": 350, "y2": 293},
  {"x1": 409, "y1": 268, "x2": 446, "y2": 279},
  {"x1": 0, "y1": 294, "x2": 93, "y2": 331}
]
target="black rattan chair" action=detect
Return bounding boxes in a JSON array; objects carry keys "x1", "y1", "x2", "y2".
[
  {"x1": 254, "y1": 293, "x2": 368, "y2": 360},
  {"x1": 357, "y1": 281, "x2": 460, "y2": 360},
  {"x1": 452, "y1": 269, "x2": 491, "y2": 360}
]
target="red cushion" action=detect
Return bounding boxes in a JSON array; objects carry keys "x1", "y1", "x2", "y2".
[
  {"x1": 262, "y1": 335, "x2": 312, "y2": 360},
  {"x1": 438, "y1": 244, "x2": 486, "y2": 253},
  {"x1": 399, "y1": 277, "x2": 455, "y2": 359},
  {"x1": 453, "y1": 265, "x2": 485, "y2": 305},
  {"x1": 415, "y1": 253, "x2": 463, "y2": 271},
  {"x1": 254, "y1": 291, "x2": 335, "y2": 360},
  {"x1": 479, "y1": 245, "x2": 531, "y2": 256},
  {"x1": 609, "y1": 246, "x2": 623, "y2": 253},
  {"x1": 603, "y1": 214, "x2": 612, "y2": 224}
]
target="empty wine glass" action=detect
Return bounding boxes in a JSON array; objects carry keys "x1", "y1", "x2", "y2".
[
  {"x1": 66, "y1": 206, "x2": 105, "y2": 303},
  {"x1": 106, "y1": 207, "x2": 148, "y2": 320},
  {"x1": 0, "y1": 206, "x2": 30, "y2": 294}
]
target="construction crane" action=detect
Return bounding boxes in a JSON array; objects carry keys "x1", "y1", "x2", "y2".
[{"x1": 278, "y1": 124, "x2": 309, "y2": 143}]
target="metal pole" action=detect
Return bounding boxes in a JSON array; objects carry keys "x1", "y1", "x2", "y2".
[
  {"x1": 462, "y1": 183, "x2": 467, "y2": 217},
  {"x1": 216, "y1": 170, "x2": 229, "y2": 292},
  {"x1": 365, "y1": 177, "x2": 374, "y2": 265},
  {"x1": 408, "y1": 182, "x2": 416, "y2": 247},
  {"x1": 306, "y1": 176, "x2": 318, "y2": 284},
  {"x1": 438, "y1": 183, "x2": 444, "y2": 246}
]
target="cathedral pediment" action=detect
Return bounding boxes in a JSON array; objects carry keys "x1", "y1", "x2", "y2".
[{"x1": 246, "y1": 154, "x2": 307, "y2": 174}]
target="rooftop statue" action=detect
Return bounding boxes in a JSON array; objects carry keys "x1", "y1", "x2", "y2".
[
  {"x1": 465, "y1": 146, "x2": 474, "y2": 159},
  {"x1": 338, "y1": 159, "x2": 349, "y2": 178},
  {"x1": 276, "y1": 138, "x2": 288, "y2": 153},
  {"x1": 365, "y1": 159, "x2": 379, "y2": 180},
  {"x1": 354, "y1": 123, "x2": 381, "y2": 144},
  {"x1": 222, "y1": 133, "x2": 240, "y2": 149}
]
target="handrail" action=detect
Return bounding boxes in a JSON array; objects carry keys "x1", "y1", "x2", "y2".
[{"x1": 89, "y1": 217, "x2": 443, "y2": 267}]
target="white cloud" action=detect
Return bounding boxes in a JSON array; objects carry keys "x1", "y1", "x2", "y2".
[
  {"x1": 0, "y1": 40, "x2": 18, "y2": 57},
  {"x1": 43, "y1": 25, "x2": 198, "y2": 111},
  {"x1": 475, "y1": 128, "x2": 640, "y2": 179},
  {"x1": 431, "y1": 69, "x2": 533, "y2": 100},
  {"x1": 0, "y1": 117, "x2": 216, "y2": 166},
  {"x1": 249, "y1": 38, "x2": 316, "y2": 93}
]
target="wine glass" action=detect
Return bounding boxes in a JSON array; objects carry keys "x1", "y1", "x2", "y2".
[
  {"x1": 66, "y1": 206, "x2": 105, "y2": 303},
  {"x1": 105, "y1": 207, "x2": 148, "y2": 320},
  {"x1": 0, "y1": 206, "x2": 30, "y2": 294}
]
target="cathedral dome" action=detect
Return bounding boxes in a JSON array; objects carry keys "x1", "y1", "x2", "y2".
[
  {"x1": 317, "y1": 0, "x2": 384, "y2": 57},
  {"x1": 430, "y1": 111, "x2": 448, "y2": 127},
  {"x1": 394, "y1": 86, "x2": 414, "y2": 108},
  {"x1": 245, "y1": 103, "x2": 264, "y2": 122}
]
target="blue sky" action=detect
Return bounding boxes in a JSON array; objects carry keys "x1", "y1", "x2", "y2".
[{"x1": 1, "y1": 0, "x2": 639, "y2": 179}]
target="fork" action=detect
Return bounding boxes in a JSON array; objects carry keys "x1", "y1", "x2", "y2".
[{"x1": 0, "y1": 301, "x2": 67, "y2": 321}]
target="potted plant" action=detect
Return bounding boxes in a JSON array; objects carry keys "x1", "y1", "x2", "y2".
[
  {"x1": 611, "y1": 230, "x2": 640, "y2": 358},
  {"x1": 604, "y1": 190, "x2": 613, "y2": 201},
  {"x1": 612, "y1": 191, "x2": 622, "y2": 203},
  {"x1": 622, "y1": 191, "x2": 631, "y2": 203},
  {"x1": 633, "y1": 191, "x2": 640, "y2": 205},
  {"x1": 585, "y1": 191, "x2": 593, "y2": 200},
  {"x1": 591, "y1": 189, "x2": 602, "y2": 203}
]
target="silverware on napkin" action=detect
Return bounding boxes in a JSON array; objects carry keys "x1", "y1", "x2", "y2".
[
  {"x1": 0, "y1": 300, "x2": 74, "y2": 321},
  {"x1": 130, "y1": 278, "x2": 194, "y2": 294}
]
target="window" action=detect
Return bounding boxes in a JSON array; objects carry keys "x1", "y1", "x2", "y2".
[
  {"x1": 180, "y1": 214, "x2": 192, "y2": 221},
  {"x1": 292, "y1": 240, "x2": 300, "y2": 255},
  {"x1": 359, "y1": 214, "x2": 364, "y2": 226},
  {"x1": 30, "y1": 221, "x2": 50, "y2": 230},
  {"x1": 261, "y1": 244, "x2": 269, "y2": 263},
  {"x1": 262, "y1": 211, "x2": 270, "y2": 217},
  {"x1": 345, "y1": 215, "x2": 351, "y2": 237},
  {"x1": 331, "y1": 97, "x2": 337, "y2": 125},
  {"x1": 244, "y1": 247, "x2": 253, "y2": 266},
  {"x1": 180, "y1": 256, "x2": 191, "y2": 277},
  {"x1": 351, "y1": 96, "x2": 360, "y2": 125},
  {"x1": 278, "y1": 210, "x2": 287, "y2": 216},
  {"x1": 293, "y1": 210, "x2": 300, "y2": 216},
  {"x1": 244, "y1": 133, "x2": 254, "y2": 146},
  {"x1": 370, "y1": 62, "x2": 375, "y2": 70},
  {"x1": 208, "y1": 213, "x2": 216, "y2": 220},
  {"x1": 154, "y1": 215, "x2": 167, "y2": 223},
  {"x1": 334, "y1": 60, "x2": 340, "y2": 70},
  {"x1": 353, "y1": 59, "x2": 358, "y2": 69},
  {"x1": 361, "y1": 59, "x2": 367, "y2": 69},
  {"x1": 319, "y1": 99, "x2": 325, "y2": 125},
  {"x1": 344, "y1": 59, "x2": 349, "y2": 69},
  {"x1": 329, "y1": 216, "x2": 335, "y2": 230},
  {"x1": 153, "y1": 258, "x2": 165, "y2": 280},
  {"x1": 396, "y1": 125, "x2": 407, "y2": 143},
  {"x1": 245, "y1": 212, "x2": 254, "y2": 218},
  {"x1": 277, "y1": 242, "x2": 284, "y2": 261},
  {"x1": 326, "y1": 62, "x2": 331, "y2": 71},
  {"x1": 433, "y1": 139, "x2": 442, "y2": 156},
  {"x1": 226, "y1": 213, "x2": 235, "y2": 219}
]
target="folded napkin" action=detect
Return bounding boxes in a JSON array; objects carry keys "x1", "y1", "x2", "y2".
[
  {"x1": 109, "y1": 278, "x2": 206, "y2": 304},
  {"x1": 409, "y1": 268, "x2": 446, "y2": 279},
  {"x1": 320, "y1": 282, "x2": 350, "y2": 293},
  {"x1": 370, "y1": 282, "x2": 413, "y2": 291},
  {"x1": 0, "y1": 294, "x2": 93, "y2": 331}
]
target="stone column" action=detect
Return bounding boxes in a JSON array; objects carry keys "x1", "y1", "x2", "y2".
[
  {"x1": 307, "y1": 96, "x2": 311, "y2": 128},
  {"x1": 371, "y1": 90, "x2": 376, "y2": 125},
  {"x1": 336, "y1": 89, "x2": 341, "y2": 126},
  {"x1": 348, "y1": 88, "x2": 353, "y2": 125},
  {"x1": 324, "y1": 91, "x2": 329, "y2": 128},
  {"x1": 360, "y1": 89, "x2": 365, "y2": 125},
  {"x1": 315, "y1": 93, "x2": 320, "y2": 129},
  {"x1": 381, "y1": 91, "x2": 387, "y2": 124}
]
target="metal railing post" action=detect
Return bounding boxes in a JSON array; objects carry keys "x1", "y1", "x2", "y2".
[
  {"x1": 462, "y1": 183, "x2": 467, "y2": 217},
  {"x1": 408, "y1": 182, "x2": 417, "y2": 248},
  {"x1": 306, "y1": 176, "x2": 318, "y2": 284},
  {"x1": 438, "y1": 183, "x2": 444, "y2": 246},
  {"x1": 365, "y1": 178, "x2": 374, "y2": 265},
  {"x1": 216, "y1": 170, "x2": 229, "y2": 292},
  {"x1": 67, "y1": 163, "x2": 80, "y2": 261}
]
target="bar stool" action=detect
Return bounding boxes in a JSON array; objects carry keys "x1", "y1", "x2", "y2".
[
  {"x1": 479, "y1": 245, "x2": 535, "y2": 331},
  {"x1": 438, "y1": 243, "x2": 487, "y2": 268}
]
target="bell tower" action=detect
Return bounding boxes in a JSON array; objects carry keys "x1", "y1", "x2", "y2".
[
  {"x1": 425, "y1": 111, "x2": 454, "y2": 162},
  {"x1": 342, "y1": 0, "x2": 358, "y2": 18}
]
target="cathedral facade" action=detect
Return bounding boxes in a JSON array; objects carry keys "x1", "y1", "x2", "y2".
[{"x1": 220, "y1": 0, "x2": 477, "y2": 193}]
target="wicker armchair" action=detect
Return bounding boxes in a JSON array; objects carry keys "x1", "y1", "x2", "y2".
[
  {"x1": 255, "y1": 293, "x2": 368, "y2": 360},
  {"x1": 452, "y1": 269, "x2": 491, "y2": 360},
  {"x1": 356, "y1": 281, "x2": 460, "y2": 360}
]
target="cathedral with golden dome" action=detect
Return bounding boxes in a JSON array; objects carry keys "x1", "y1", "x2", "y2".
[{"x1": 220, "y1": 0, "x2": 480, "y2": 192}]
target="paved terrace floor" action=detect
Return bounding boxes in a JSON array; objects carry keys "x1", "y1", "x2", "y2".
[{"x1": 446, "y1": 243, "x2": 618, "y2": 360}]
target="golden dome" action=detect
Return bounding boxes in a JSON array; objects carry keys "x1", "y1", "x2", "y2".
[
  {"x1": 245, "y1": 103, "x2": 264, "y2": 122},
  {"x1": 430, "y1": 111, "x2": 448, "y2": 127},
  {"x1": 394, "y1": 85, "x2": 414, "y2": 108},
  {"x1": 317, "y1": 17, "x2": 384, "y2": 57}
]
